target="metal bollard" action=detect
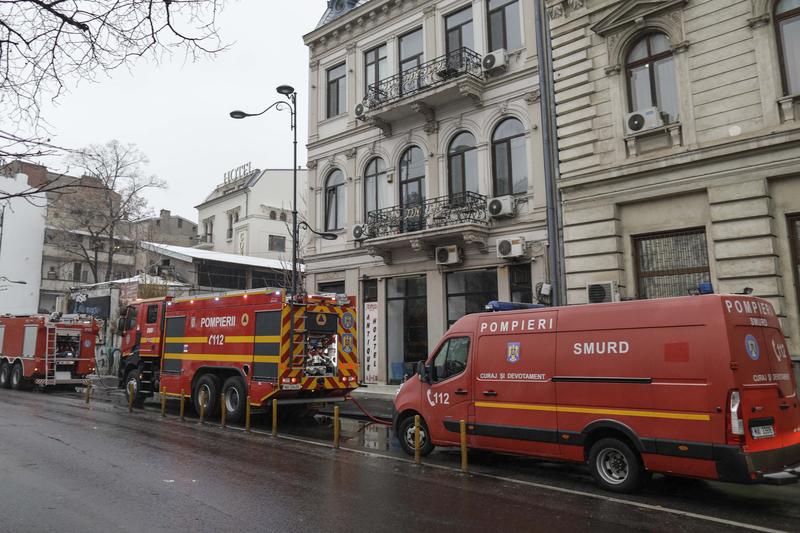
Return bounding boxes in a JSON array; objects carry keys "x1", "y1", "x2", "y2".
[
  {"x1": 414, "y1": 415, "x2": 421, "y2": 465},
  {"x1": 220, "y1": 392, "x2": 227, "y2": 428},
  {"x1": 84, "y1": 381, "x2": 92, "y2": 404},
  {"x1": 460, "y1": 419, "x2": 468, "y2": 473},
  {"x1": 161, "y1": 388, "x2": 167, "y2": 417},
  {"x1": 272, "y1": 399, "x2": 278, "y2": 437},
  {"x1": 179, "y1": 389, "x2": 186, "y2": 421},
  {"x1": 199, "y1": 390, "x2": 206, "y2": 425},
  {"x1": 127, "y1": 382, "x2": 134, "y2": 413},
  {"x1": 245, "y1": 402, "x2": 252, "y2": 433},
  {"x1": 333, "y1": 405, "x2": 340, "y2": 449}
]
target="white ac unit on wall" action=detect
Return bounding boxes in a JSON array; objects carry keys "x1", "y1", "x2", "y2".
[
  {"x1": 497, "y1": 237, "x2": 526, "y2": 259},
  {"x1": 487, "y1": 196, "x2": 515, "y2": 218},
  {"x1": 435, "y1": 245, "x2": 461, "y2": 266},
  {"x1": 482, "y1": 49, "x2": 508, "y2": 73},
  {"x1": 586, "y1": 281, "x2": 620, "y2": 304},
  {"x1": 625, "y1": 107, "x2": 665, "y2": 135},
  {"x1": 354, "y1": 103, "x2": 367, "y2": 120},
  {"x1": 352, "y1": 224, "x2": 369, "y2": 241}
]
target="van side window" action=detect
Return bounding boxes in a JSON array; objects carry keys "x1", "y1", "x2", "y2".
[
  {"x1": 146, "y1": 305, "x2": 159, "y2": 324},
  {"x1": 432, "y1": 337, "x2": 470, "y2": 382}
]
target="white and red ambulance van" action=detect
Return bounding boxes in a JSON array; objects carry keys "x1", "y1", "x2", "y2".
[{"x1": 393, "y1": 294, "x2": 800, "y2": 492}]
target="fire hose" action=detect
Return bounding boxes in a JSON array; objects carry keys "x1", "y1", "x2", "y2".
[{"x1": 347, "y1": 394, "x2": 393, "y2": 426}]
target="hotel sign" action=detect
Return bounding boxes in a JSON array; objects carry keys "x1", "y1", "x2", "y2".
[{"x1": 223, "y1": 162, "x2": 252, "y2": 184}]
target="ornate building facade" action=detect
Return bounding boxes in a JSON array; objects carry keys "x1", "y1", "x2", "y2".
[{"x1": 304, "y1": 0, "x2": 549, "y2": 385}]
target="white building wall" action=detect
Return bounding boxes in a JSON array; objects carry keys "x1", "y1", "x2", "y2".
[{"x1": 0, "y1": 173, "x2": 46, "y2": 314}]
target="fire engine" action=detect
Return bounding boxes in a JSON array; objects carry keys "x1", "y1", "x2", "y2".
[
  {"x1": 0, "y1": 314, "x2": 99, "y2": 390},
  {"x1": 116, "y1": 288, "x2": 359, "y2": 422}
]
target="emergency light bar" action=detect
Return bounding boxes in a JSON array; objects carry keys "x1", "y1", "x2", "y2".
[{"x1": 485, "y1": 301, "x2": 546, "y2": 312}]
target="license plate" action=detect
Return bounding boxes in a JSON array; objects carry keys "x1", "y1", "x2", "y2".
[
  {"x1": 751, "y1": 425, "x2": 775, "y2": 439},
  {"x1": 282, "y1": 384, "x2": 301, "y2": 390}
]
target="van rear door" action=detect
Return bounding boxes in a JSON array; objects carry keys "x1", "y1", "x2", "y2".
[{"x1": 760, "y1": 328, "x2": 800, "y2": 451}]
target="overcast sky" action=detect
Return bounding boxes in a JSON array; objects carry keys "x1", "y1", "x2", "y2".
[{"x1": 39, "y1": 1, "x2": 323, "y2": 222}]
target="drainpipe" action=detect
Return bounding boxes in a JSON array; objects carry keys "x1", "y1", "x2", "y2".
[{"x1": 534, "y1": 0, "x2": 565, "y2": 307}]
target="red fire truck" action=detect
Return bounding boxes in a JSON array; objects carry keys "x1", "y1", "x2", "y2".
[
  {"x1": 117, "y1": 289, "x2": 359, "y2": 422},
  {"x1": 394, "y1": 294, "x2": 800, "y2": 492},
  {"x1": 0, "y1": 315, "x2": 99, "y2": 390}
]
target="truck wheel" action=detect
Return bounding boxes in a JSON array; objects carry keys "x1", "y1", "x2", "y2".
[
  {"x1": 397, "y1": 415, "x2": 435, "y2": 457},
  {"x1": 193, "y1": 375, "x2": 221, "y2": 418},
  {"x1": 222, "y1": 376, "x2": 247, "y2": 423},
  {"x1": 10, "y1": 363, "x2": 25, "y2": 391},
  {"x1": 0, "y1": 362, "x2": 10, "y2": 389},
  {"x1": 588, "y1": 438, "x2": 646, "y2": 493},
  {"x1": 124, "y1": 370, "x2": 144, "y2": 407}
]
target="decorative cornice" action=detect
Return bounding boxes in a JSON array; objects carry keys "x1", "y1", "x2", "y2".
[{"x1": 747, "y1": 14, "x2": 771, "y2": 28}]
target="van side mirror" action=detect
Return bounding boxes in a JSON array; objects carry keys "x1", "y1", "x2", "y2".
[{"x1": 416, "y1": 361, "x2": 430, "y2": 384}]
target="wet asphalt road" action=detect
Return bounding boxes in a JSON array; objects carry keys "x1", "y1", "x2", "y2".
[{"x1": 0, "y1": 388, "x2": 798, "y2": 533}]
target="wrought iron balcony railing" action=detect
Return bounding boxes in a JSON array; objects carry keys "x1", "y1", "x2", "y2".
[
  {"x1": 362, "y1": 48, "x2": 483, "y2": 112},
  {"x1": 365, "y1": 191, "x2": 488, "y2": 238}
]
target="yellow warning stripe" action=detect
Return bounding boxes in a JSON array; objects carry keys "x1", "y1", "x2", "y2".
[
  {"x1": 141, "y1": 337, "x2": 161, "y2": 344},
  {"x1": 163, "y1": 353, "x2": 252, "y2": 363},
  {"x1": 254, "y1": 356, "x2": 280, "y2": 364},
  {"x1": 474, "y1": 401, "x2": 711, "y2": 422},
  {"x1": 254, "y1": 336, "x2": 280, "y2": 343},
  {"x1": 165, "y1": 336, "x2": 255, "y2": 344}
]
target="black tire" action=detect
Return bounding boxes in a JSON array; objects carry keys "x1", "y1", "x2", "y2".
[
  {"x1": 10, "y1": 363, "x2": 25, "y2": 391},
  {"x1": 0, "y1": 362, "x2": 10, "y2": 389},
  {"x1": 221, "y1": 376, "x2": 247, "y2": 423},
  {"x1": 588, "y1": 438, "x2": 646, "y2": 493},
  {"x1": 193, "y1": 374, "x2": 221, "y2": 418},
  {"x1": 397, "y1": 415, "x2": 435, "y2": 457},
  {"x1": 124, "y1": 369, "x2": 144, "y2": 407}
]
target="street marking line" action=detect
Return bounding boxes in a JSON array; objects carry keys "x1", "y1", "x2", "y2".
[{"x1": 475, "y1": 401, "x2": 711, "y2": 422}]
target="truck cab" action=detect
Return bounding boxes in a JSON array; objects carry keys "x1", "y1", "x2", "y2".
[{"x1": 116, "y1": 297, "x2": 171, "y2": 402}]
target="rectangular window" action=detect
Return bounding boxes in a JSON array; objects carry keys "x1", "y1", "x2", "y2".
[
  {"x1": 318, "y1": 281, "x2": 346, "y2": 294},
  {"x1": 509, "y1": 263, "x2": 533, "y2": 303},
  {"x1": 365, "y1": 44, "x2": 388, "y2": 99},
  {"x1": 633, "y1": 228, "x2": 711, "y2": 299},
  {"x1": 488, "y1": 0, "x2": 522, "y2": 52},
  {"x1": 227, "y1": 212, "x2": 234, "y2": 240},
  {"x1": 73, "y1": 262, "x2": 82, "y2": 282},
  {"x1": 789, "y1": 214, "x2": 800, "y2": 325},
  {"x1": 387, "y1": 275, "x2": 428, "y2": 384},
  {"x1": 445, "y1": 6, "x2": 474, "y2": 54},
  {"x1": 23, "y1": 325, "x2": 38, "y2": 357},
  {"x1": 177, "y1": 219, "x2": 183, "y2": 229},
  {"x1": 268, "y1": 235, "x2": 286, "y2": 252},
  {"x1": 446, "y1": 269, "x2": 498, "y2": 327},
  {"x1": 252, "y1": 270, "x2": 286, "y2": 289},
  {"x1": 146, "y1": 304, "x2": 159, "y2": 324},
  {"x1": 0, "y1": 326, "x2": 5, "y2": 353},
  {"x1": 399, "y1": 28, "x2": 424, "y2": 95},
  {"x1": 327, "y1": 63, "x2": 347, "y2": 118}
]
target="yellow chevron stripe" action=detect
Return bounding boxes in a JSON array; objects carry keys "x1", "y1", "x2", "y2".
[{"x1": 474, "y1": 402, "x2": 710, "y2": 422}]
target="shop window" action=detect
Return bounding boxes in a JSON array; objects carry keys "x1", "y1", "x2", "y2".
[
  {"x1": 509, "y1": 263, "x2": 533, "y2": 303},
  {"x1": 625, "y1": 33, "x2": 678, "y2": 123},
  {"x1": 446, "y1": 269, "x2": 498, "y2": 327},
  {"x1": 633, "y1": 228, "x2": 710, "y2": 299},
  {"x1": 492, "y1": 118, "x2": 527, "y2": 196},
  {"x1": 776, "y1": 0, "x2": 800, "y2": 95},
  {"x1": 432, "y1": 337, "x2": 471, "y2": 383},
  {"x1": 387, "y1": 276, "x2": 428, "y2": 384},
  {"x1": 318, "y1": 281, "x2": 346, "y2": 294}
]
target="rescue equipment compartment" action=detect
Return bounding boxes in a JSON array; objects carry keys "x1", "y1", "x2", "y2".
[{"x1": 393, "y1": 294, "x2": 800, "y2": 493}]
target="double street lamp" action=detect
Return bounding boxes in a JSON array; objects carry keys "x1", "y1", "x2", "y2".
[{"x1": 230, "y1": 85, "x2": 336, "y2": 298}]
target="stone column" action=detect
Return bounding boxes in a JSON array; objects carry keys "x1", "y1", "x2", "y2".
[
  {"x1": 426, "y1": 269, "x2": 446, "y2": 349},
  {"x1": 308, "y1": 59, "x2": 320, "y2": 144}
]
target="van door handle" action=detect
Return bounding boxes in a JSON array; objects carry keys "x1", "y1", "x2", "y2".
[
  {"x1": 454, "y1": 388, "x2": 468, "y2": 395},
  {"x1": 780, "y1": 404, "x2": 790, "y2": 410},
  {"x1": 482, "y1": 390, "x2": 498, "y2": 397}
]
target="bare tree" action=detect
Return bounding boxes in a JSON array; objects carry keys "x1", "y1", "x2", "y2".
[
  {"x1": 48, "y1": 140, "x2": 165, "y2": 283},
  {"x1": 0, "y1": 1, "x2": 228, "y2": 183}
]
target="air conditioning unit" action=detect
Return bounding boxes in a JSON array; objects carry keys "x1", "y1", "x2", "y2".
[
  {"x1": 497, "y1": 236, "x2": 526, "y2": 259},
  {"x1": 482, "y1": 49, "x2": 508, "y2": 73},
  {"x1": 586, "y1": 281, "x2": 620, "y2": 304},
  {"x1": 352, "y1": 224, "x2": 369, "y2": 241},
  {"x1": 487, "y1": 196, "x2": 515, "y2": 218},
  {"x1": 354, "y1": 103, "x2": 367, "y2": 120},
  {"x1": 435, "y1": 245, "x2": 461, "y2": 266},
  {"x1": 625, "y1": 107, "x2": 665, "y2": 135}
]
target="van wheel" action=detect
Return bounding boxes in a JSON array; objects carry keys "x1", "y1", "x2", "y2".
[
  {"x1": 10, "y1": 363, "x2": 25, "y2": 391},
  {"x1": 589, "y1": 438, "x2": 645, "y2": 493},
  {"x1": 124, "y1": 370, "x2": 144, "y2": 407},
  {"x1": 398, "y1": 415, "x2": 435, "y2": 457},
  {"x1": 193, "y1": 375, "x2": 221, "y2": 418},
  {"x1": 0, "y1": 362, "x2": 10, "y2": 389},
  {"x1": 222, "y1": 376, "x2": 247, "y2": 423}
]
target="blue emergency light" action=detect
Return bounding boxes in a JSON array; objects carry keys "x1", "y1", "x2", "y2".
[
  {"x1": 485, "y1": 301, "x2": 546, "y2": 312},
  {"x1": 697, "y1": 282, "x2": 714, "y2": 294}
]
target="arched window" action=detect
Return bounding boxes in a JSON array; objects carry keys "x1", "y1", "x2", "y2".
[
  {"x1": 776, "y1": 0, "x2": 800, "y2": 95},
  {"x1": 625, "y1": 33, "x2": 678, "y2": 122},
  {"x1": 279, "y1": 212, "x2": 287, "y2": 222},
  {"x1": 448, "y1": 132, "x2": 478, "y2": 199},
  {"x1": 324, "y1": 169, "x2": 346, "y2": 231},
  {"x1": 399, "y1": 147, "x2": 425, "y2": 207},
  {"x1": 491, "y1": 118, "x2": 527, "y2": 196},
  {"x1": 364, "y1": 157, "x2": 388, "y2": 219},
  {"x1": 269, "y1": 211, "x2": 277, "y2": 220}
]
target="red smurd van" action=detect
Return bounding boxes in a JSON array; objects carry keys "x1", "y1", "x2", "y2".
[{"x1": 393, "y1": 295, "x2": 800, "y2": 493}]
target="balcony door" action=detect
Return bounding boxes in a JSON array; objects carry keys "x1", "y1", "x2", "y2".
[
  {"x1": 400, "y1": 28, "x2": 424, "y2": 95},
  {"x1": 399, "y1": 146, "x2": 426, "y2": 232}
]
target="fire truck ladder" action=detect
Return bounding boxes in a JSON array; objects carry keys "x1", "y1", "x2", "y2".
[
  {"x1": 139, "y1": 360, "x2": 156, "y2": 396},
  {"x1": 42, "y1": 325, "x2": 58, "y2": 386}
]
